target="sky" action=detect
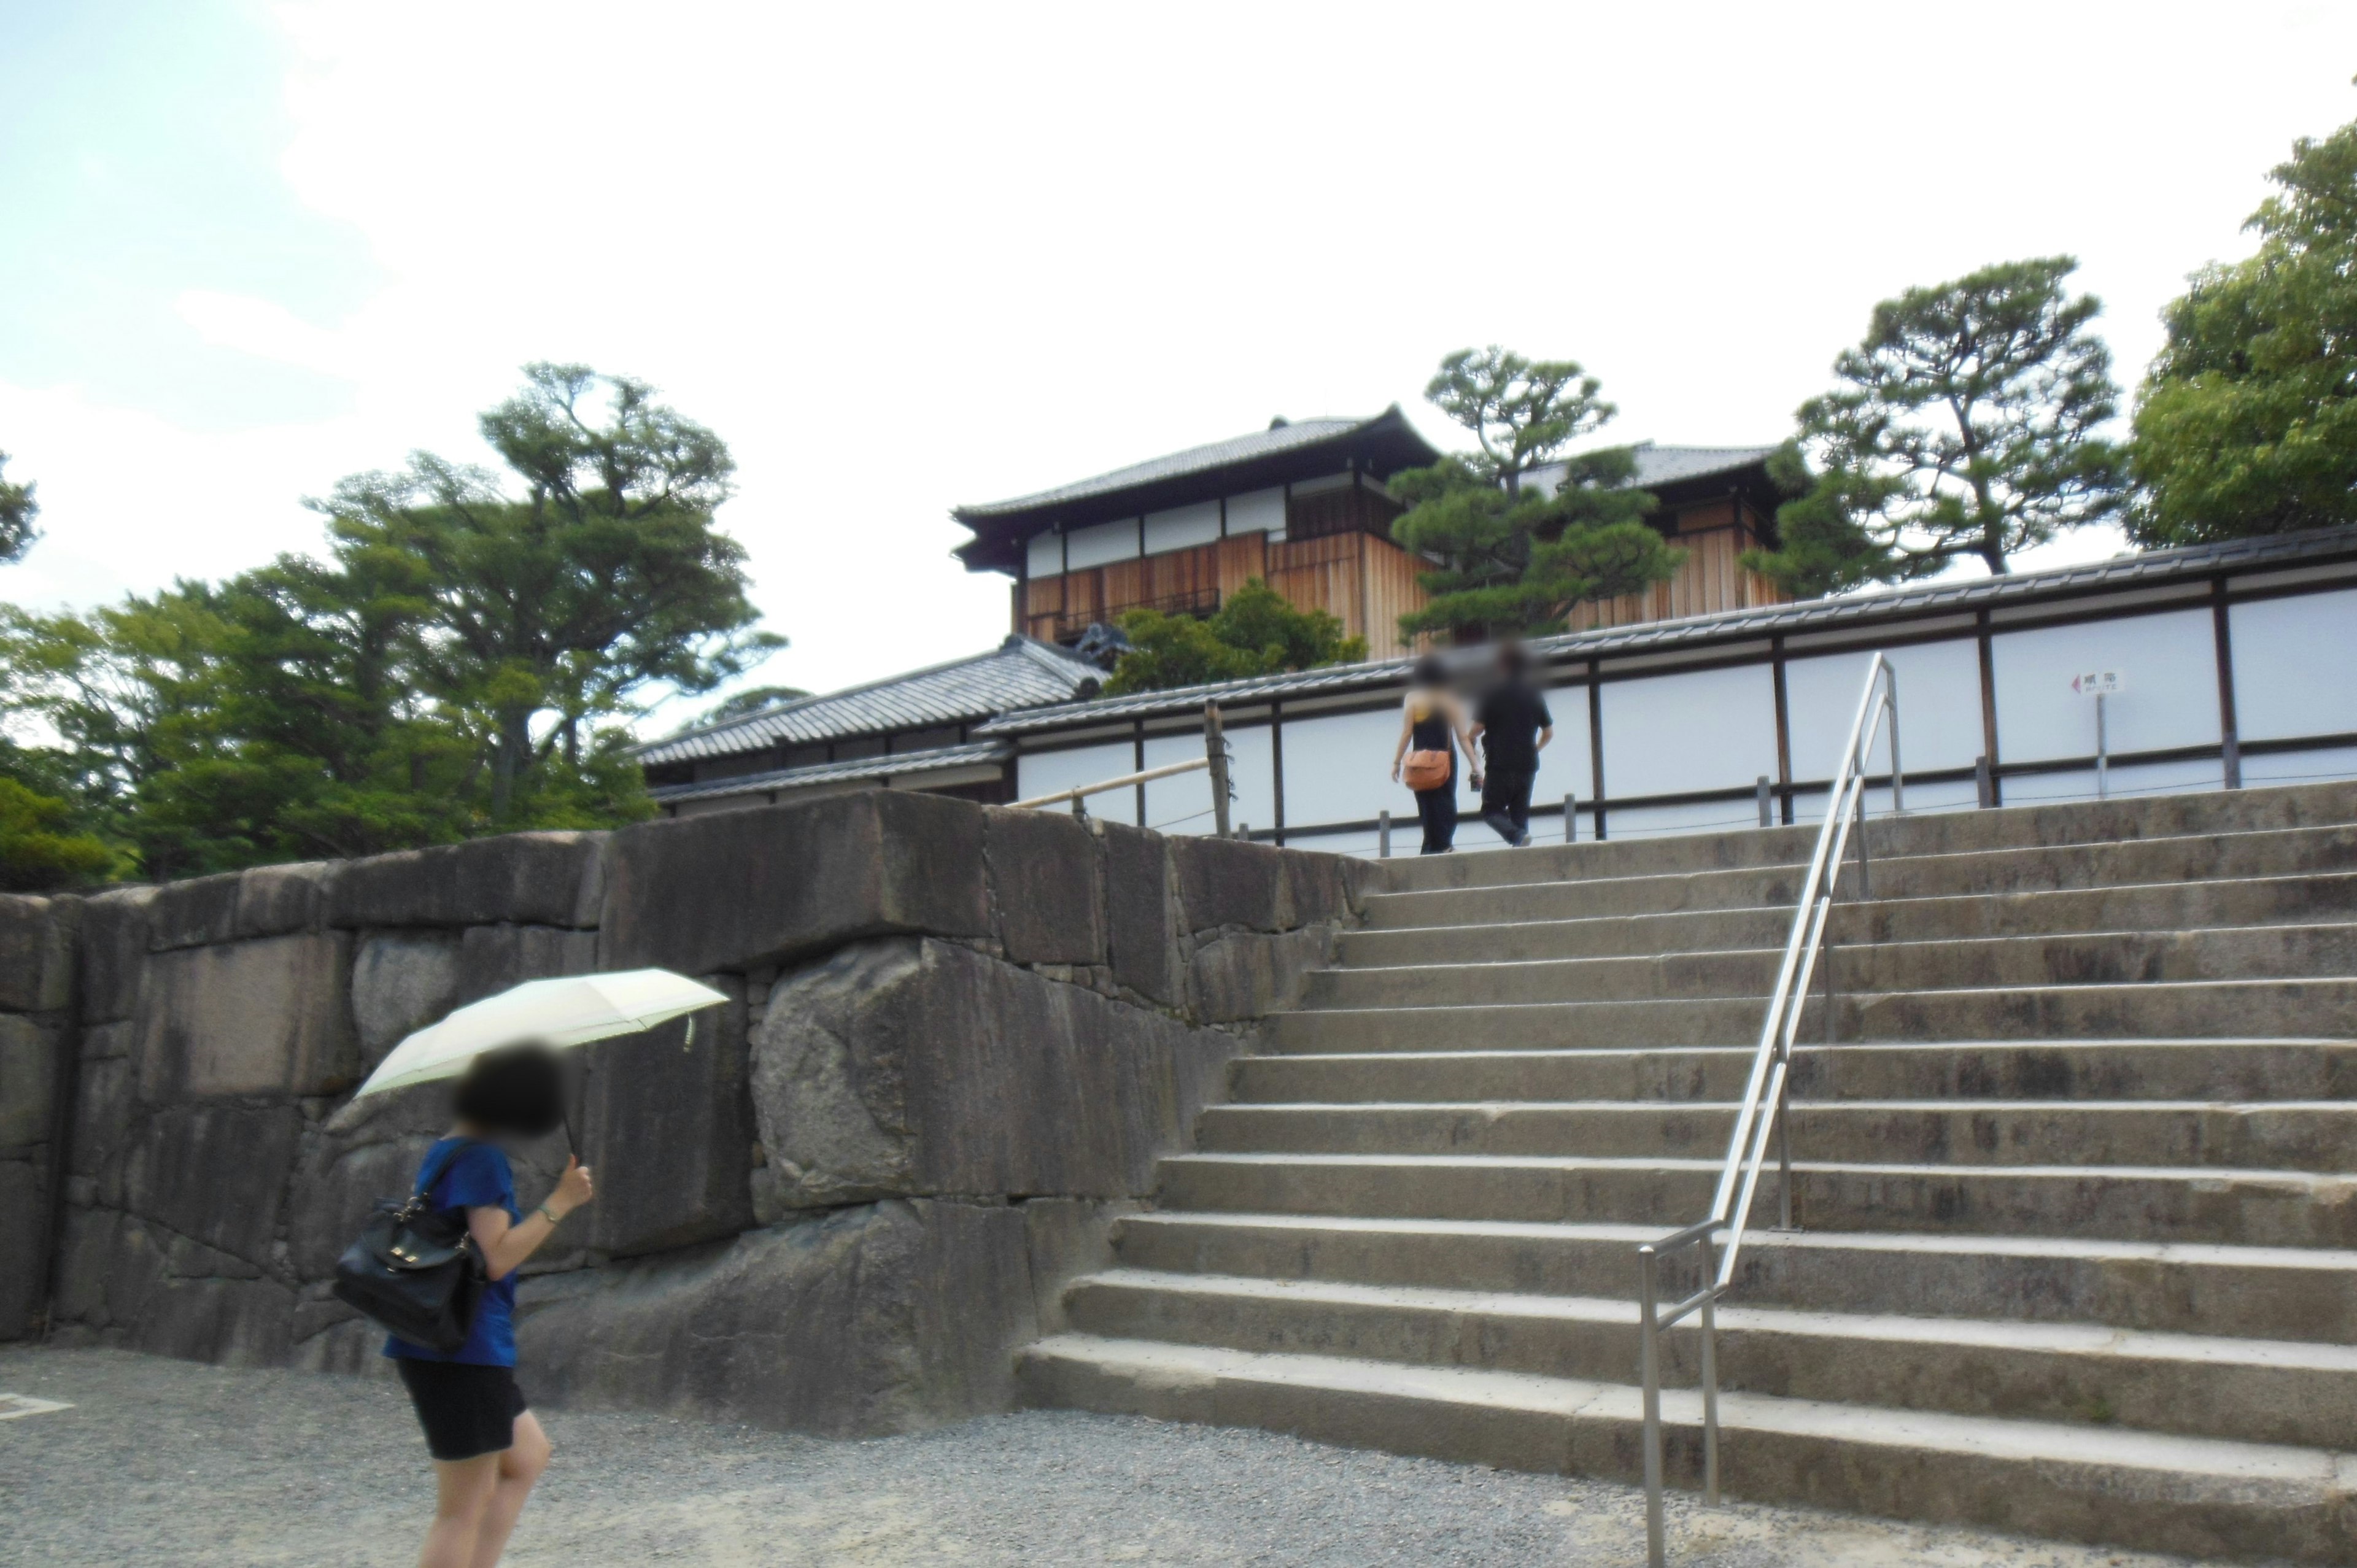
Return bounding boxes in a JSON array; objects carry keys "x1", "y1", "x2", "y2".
[{"x1": 3, "y1": 1, "x2": 2355, "y2": 726}]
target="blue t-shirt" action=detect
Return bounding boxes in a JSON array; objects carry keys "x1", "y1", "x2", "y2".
[{"x1": 382, "y1": 1137, "x2": 521, "y2": 1368}]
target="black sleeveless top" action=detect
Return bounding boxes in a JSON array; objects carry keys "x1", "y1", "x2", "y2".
[{"x1": 1408, "y1": 692, "x2": 1452, "y2": 751}]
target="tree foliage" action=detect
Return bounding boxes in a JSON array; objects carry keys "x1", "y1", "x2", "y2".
[
  {"x1": 2130, "y1": 99, "x2": 2357, "y2": 544},
  {"x1": 1745, "y1": 258, "x2": 2124, "y2": 596},
  {"x1": 1103, "y1": 577, "x2": 1365, "y2": 695},
  {"x1": 1390, "y1": 347, "x2": 1676, "y2": 639},
  {"x1": 0, "y1": 366, "x2": 780, "y2": 879},
  {"x1": 0, "y1": 450, "x2": 39, "y2": 565}
]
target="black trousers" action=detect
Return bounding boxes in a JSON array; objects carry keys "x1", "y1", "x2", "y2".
[
  {"x1": 1414, "y1": 767, "x2": 1458, "y2": 854},
  {"x1": 1481, "y1": 766, "x2": 1535, "y2": 844}
]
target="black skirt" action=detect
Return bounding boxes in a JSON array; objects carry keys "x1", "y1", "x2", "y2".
[{"x1": 395, "y1": 1358, "x2": 527, "y2": 1461}]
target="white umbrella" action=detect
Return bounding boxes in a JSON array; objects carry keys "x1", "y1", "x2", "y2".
[{"x1": 355, "y1": 968, "x2": 728, "y2": 1099}]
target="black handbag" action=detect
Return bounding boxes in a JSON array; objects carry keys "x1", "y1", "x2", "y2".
[{"x1": 331, "y1": 1138, "x2": 488, "y2": 1353}]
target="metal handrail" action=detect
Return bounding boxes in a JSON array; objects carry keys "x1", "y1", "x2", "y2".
[{"x1": 1636, "y1": 654, "x2": 1903, "y2": 1567}]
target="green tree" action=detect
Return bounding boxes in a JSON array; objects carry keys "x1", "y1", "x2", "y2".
[
  {"x1": 2130, "y1": 101, "x2": 2357, "y2": 543},
  {"x1": 0, "y1": 365, "x2": 779, "y2": 876},
  {"x1": 0, "y1": 451, "x2": 37, "y2": 565},
  {"x1": 1746, "y1": 258, "x2": 2124, "y2": 596},
  {"x1": 311, "y1": 363, "x2": 782, "y2": 823},
  {"x1": 1390, "y1": 347, "x2": 1676, "y2": 639},
  {"x1": 1104, "y1": 577, "x2": 1366, "y2": 695},
  {"x1": 0, "y1": 776, "x2": 115, "y2": 892}
]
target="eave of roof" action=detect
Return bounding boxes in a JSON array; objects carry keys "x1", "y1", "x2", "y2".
[
  {"x1": 950, "y1": 406, "x2": 1441, "y2": 570},
  {"x1": 648, "y1": 740, "x2": 1012, "y2": 805},
  {"x1": 975, "y1": 525, "x2": 2357, "y2": 736},
  {"x1": 634, "y1": 637, "x2": 1101, "y2": 765}
]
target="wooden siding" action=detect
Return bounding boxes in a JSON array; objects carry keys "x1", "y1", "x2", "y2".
[
  {"x1": 1565, "y1": 511, "x2": 1789, "y2": 631},
  {"x1": 1017, "y1": 529, "x2": 1429, "y2": 659}
]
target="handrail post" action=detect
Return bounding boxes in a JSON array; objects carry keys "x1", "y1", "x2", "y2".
[
  {"x1": 1775, "y1": 1040, "x2": 1797, "y2": 1231},
  {"x1": 1852, "y1": 773, "x2": 1871, "y2": 901},
  {"x1": 1884, "y1": 668, "x2": 1905, "y2": 815},
  {"x1": 1639, "y1": 1245, "x2": 1666, "y2": 1568},
  {"x1": 1377, "y1": 809, "x2": 1391, "y2": 859},
  {"x1": 1204, "y1": 701, "x2": 1231, "y2": 839},
  {"x1": 1699, "y1": 1280, "x2": 1721, "y2": 1508}
]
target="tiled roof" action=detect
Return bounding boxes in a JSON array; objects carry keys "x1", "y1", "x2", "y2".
[
  {"x1": 954, "y1": 411, "x2": 1420, "y2": 521},
  {"x1": 1520, "y1": 442, "x2": 1781, "y2": 496},
  {"x1": 648, "y1": 740, "x2": 1012, "y2": 805},
  {"x1": 635, "y1": 638, "x2": 1102, "y2": 765},
  {"x1": 975, "y1": 525, "x2": 2357, "y2": 736}
]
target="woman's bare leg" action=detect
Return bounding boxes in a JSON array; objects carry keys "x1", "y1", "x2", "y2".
[
  {"x1": 465, "y1": 1412, "x2": 552, "y2": 1568},
  {"x1": 420, "y1": 1454, "x2": 500, "y2": 1568}
]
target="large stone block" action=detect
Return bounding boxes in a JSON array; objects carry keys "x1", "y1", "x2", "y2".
[
  {"x1": 134, "y1": 931, "x2": 357, "y2": 1100},
  {"x1": 1171, "y1": 835, "x2": 1288, "y2": 933},
  {"x1": 349, "y1": 930, "x2": 463, "y2": 1070},
  {"x1": 1021, "y1": 1195, "x2": 1140, "y2": 1335},
  {"x1": 149, "y1": 860, "x2": 341, "y2": 948},
  {"x1": 0, "y1": 1157, "x2": 42, "y2": 1338},
  {"x1": 982, "y1": 806, "x2": 1104, "y2": 966},
  {"x1": 751, "y1": 938, "x2": 1242, "y2": 1208},
  {"x1": 1100, "y1": 822, "x2": 1180, "y2": 1006},
  {"x1": 146, "y1": 871, "x2": 245, "y2": 950},
  {"x1": 120, "y1": 1102, "x2": 302, "y2": 1267},
  {"x1": 76, "y1": 887, "x2": 155, "y2": 1024},
  {"x1": 0, "y1": 894, "x2": 73, "y2": 1011},
  {"x1": 600, "y1": 791, "x2": 991, "y2": 976},
  {"x1": 580, "y1": 975, "x2": 755, "y2": 1259},
  {"x1": 1187, "y1": 925, "x2": 1336, "y2": 1024},
  {"x1": 0, "y1": 1013, "x2": 60, "y2": 1153},
  {"x1": 68, "y1": 1056, "x2": 134, "y2": 1202},
  {"x1": 518, "y1": 1197, "x2": 1034, "y2": 1436},
  {"x1": 234, "y1": 861, "x2": 339, "y2": 940},
  {"x1": 328, "y1": 832, "x2": 605, "y2": 930},
  {"x1": 1280, "y1": 849, "x2": 1362, "y2": 927},
  {"x1": 455, "y1": 923, "x2": 600, "y2": 1006}
]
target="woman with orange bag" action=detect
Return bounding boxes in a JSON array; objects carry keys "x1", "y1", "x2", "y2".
[{"x1": 1390, "y1": 654, "x2": 1480, "y2": 855}]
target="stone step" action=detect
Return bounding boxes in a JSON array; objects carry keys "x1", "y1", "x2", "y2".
[
  {"x1": 1194, "y1": 1100, "x2": 2357, "y2": 1172},
  {"x1": 1059, "y1": 1269, "x2": 2357, "y2": 1451},
  {"x1": 1339, "y1": 873, "x2": 2357, "y2": 966},
  {"x1": 1361, "y1": 824, "x2": 2357, "y2": 929},
  {"x1": 1113, "y1": 1212, "x2": 2357, "y2": 1345},
  {"x1": 1017, "y1": 1334, "x2": 2357, "y2": 1564},
  {"x1": 1230, "y1": 1040, "x2": 2357, "y2": 1106},
  {"x1": 1371, "y1": 779, "x2": 2357, "y2": 894},
  {"x1": 1305, "y1": 924, "x2": 2357, "y2": 1010},
  {"x1": 1155, "y1": 1152, "x2": 2357, "y2": 1248},
  {"x1": 1259, "y1": 978, "x2": 2357, "y2": 1052}
]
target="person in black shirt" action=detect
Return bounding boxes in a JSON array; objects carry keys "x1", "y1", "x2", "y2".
[{"x1": 1469, "y1": 643, "x2": 1553, "y2": 846}]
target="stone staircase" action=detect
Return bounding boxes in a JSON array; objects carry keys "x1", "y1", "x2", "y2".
[{"x1": 1018, "y1": 781, "x2": 2357, "y2": 1563}]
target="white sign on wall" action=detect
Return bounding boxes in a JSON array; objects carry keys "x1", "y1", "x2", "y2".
[{"x1": 2070, "y1": 670, "x2": 2127, "y2": 698}]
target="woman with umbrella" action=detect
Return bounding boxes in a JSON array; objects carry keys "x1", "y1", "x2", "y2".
[
  {"x1": 387, "y1": 1043, "x2": 592, "y2": 1568},
  {"x1": 350, "y1": 970, "x2": 724, "y2": 1568}
]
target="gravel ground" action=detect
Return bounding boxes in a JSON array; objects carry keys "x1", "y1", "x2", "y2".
[{"x1": 1, "y1": 1347, "x2": 2221, "y2": 1568}]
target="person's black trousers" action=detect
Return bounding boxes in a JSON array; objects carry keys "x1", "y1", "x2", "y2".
[
  {"x1": 1414, "y1": 773, "x2": 1458, "y2": 853},
  {"x1": 1481, "y1": 766, "x2": 1535, "y2": 845}
]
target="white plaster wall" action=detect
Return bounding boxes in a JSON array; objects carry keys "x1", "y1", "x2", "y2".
[
  {"x1": 1144, "y1": 501, "x2": 1222, "y2": 555},
  {"x1": 1225, "y1": 487, "x2": 1285, "y2": 537},
  {"x1": 1064, "y1": 518, "x2": 1140, "y2": 571},
  {"x1": 1783, "y1": 639, "x2": 1981, "y2": 779},
  {"x1": 2232, "y1": 589, "x2": 2357, "y2": 742},
  {"x1": 1991, "y1": 609, "x2": 2220, "y2": 763},
  {"x1": 1600, "y1": 663, "x2": 1779, "y2": 799},
  {"x1": 1026, "y1": 532, "x2": 1062, "y2": 579},
  {"x1": 1015, "y1": 741, "x2": 1138, "y2": 824}
]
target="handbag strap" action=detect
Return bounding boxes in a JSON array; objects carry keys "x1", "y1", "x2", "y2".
[{"x1": 410, "y1": 1137, "x2": 476, "y2": 1203}]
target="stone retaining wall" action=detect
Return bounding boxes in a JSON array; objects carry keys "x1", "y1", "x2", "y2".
[{"x1": 0, "y1": 791, "x2": 1365, "y2": 1434}]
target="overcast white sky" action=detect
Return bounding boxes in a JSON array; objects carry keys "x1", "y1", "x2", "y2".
[{"x1": 3, "y1": 1, "x2": 2355, "y2": 724}]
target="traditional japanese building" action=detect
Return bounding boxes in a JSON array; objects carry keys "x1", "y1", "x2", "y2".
[
  {"x1": 951, "y1": 411, "x2": 1794, "y2": 655},
  {"x1": 636, "y1": 410, "x2": 1800, "y2": 815}
]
